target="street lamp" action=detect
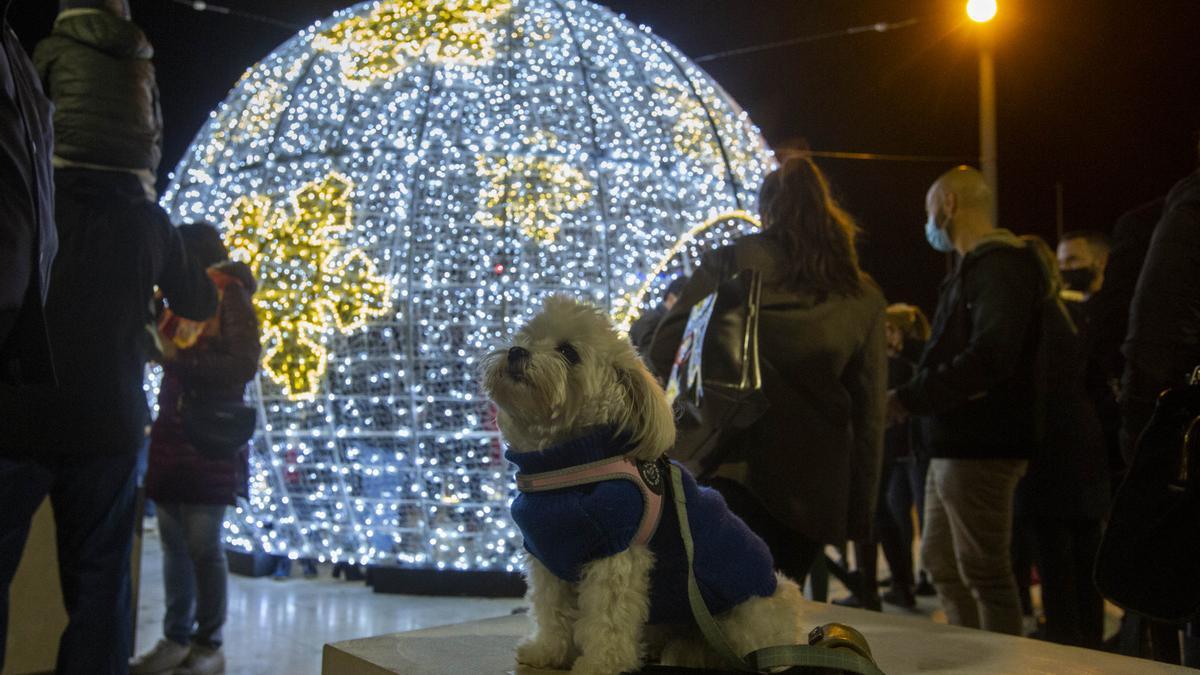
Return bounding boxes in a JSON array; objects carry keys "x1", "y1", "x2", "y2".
[
  {"x1": 967, "y1": 0, "x2": 998, "y2": 222},
  {"x1": 967, "y1": 0, "x2": 998, "y2": 24}
]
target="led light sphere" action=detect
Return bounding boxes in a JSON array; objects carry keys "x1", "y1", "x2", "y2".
[{"x1": 161, "y1": 0, "x2": 774, "y2": 571}]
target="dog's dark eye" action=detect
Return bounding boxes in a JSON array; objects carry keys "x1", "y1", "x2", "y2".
[{"x1": 556, "y1": 342, "x2": 581, "y2": 365}]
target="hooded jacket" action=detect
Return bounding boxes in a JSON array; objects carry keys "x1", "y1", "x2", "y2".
[
  {"x1": 146, "y1": 262, "x2": 260, "y2": 505},
  {"x1": 896, "y1": 229, "x2": 1047, "y2": 459},
  {"x1": 1121, "y1": 169, "x2": 1200, "y2": 460},
  {"x1": 0, "y1": 12, "x2": 57, "y2": 385},
  {"x1": 33, "y1": 8, "x2": 161, "y2": 174}
]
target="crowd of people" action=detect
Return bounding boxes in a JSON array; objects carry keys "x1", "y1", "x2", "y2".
[
  {"x1": 2, "y1": 1, "x2": 1199, "y2": 674},
  {"x1": 641, "y1": 153, "x2": 1200, "y2": 665}
]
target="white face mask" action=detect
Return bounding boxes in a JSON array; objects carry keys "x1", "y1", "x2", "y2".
[{"x1": 924, "y1": 212, "x2": 954, "y2": 253}]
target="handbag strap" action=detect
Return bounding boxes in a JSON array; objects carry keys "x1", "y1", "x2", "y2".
[{"x1": 668, "y1": 464, "x2": 885, "y2": 675}]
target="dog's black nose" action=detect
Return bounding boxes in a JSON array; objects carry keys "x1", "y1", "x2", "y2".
[{"x1": 507, "y1": 347, "x2": 530, "y2": 368}]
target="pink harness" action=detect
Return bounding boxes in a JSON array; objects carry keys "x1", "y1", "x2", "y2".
[{"x1": 515, "y1": 457, "x2": 666, "y2": 547}]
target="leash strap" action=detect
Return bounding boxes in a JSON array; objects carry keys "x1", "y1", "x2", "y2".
[{"x1": 668, "y1": 464, "x2": 886, "y2": 675}]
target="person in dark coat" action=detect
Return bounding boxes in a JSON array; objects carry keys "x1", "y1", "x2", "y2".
[
  {"x1": 0, "y1": 7, "x2": 57, "y2": 387},
  {"x1": 650, "y1": 155, "x2": 887, "y2": 588},
  {"x1": 1014, "y1": 235, "x2": 1110, "y2": 649},
  {"x1": 0, "y1": 169, "x2": 215, "y2": 673},
  {"x1": 836, "y1": 303, "x2": 928, "y2": 611},
  {"x1": 1057, "y1": 230, "x2": 1125, "y2": 491},
  {"x1": 0, "y1": 2, "x2": 216, "y2": 671},
  {"x1": 1117, "y1": 159, "x2": 1200, "y2": 668},
  {"x1": 881, "y1": 304, "x2": 937, "y2": 600},
  {"x1": 1121, "y1": 163, "x2": 1200, "y2": 464},
  {"x1": 134, "y1": 224, "x2": 260, "y2": 675},
  {"x1": 1093, "y1": 197, "x2": 1164, "y2": 421},
  {"x1": 890, "y1": 166, "x2": 1046, "y2": 636}
]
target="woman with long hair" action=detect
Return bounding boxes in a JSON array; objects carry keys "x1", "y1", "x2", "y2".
[{"x1": 650, "y1": 155, "x2": 887, "y2": 587}]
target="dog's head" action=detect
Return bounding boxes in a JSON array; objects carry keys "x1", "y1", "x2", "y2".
[{"x1": 481, "y1": 296, "x2": 675, "y2": 458}]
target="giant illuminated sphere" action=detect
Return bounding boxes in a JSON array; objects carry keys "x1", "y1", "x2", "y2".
[{"x1": 161, "y1": 0, "x2": 773, "y2": 571}]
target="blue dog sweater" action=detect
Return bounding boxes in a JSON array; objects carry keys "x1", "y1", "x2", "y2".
[{"x1": 505, "y1": 428, "x2": 778, "y2": 625}]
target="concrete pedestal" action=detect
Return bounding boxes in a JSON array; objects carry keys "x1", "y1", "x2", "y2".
[
  {"x1": 3, "y1": 499, "x2": 67, "y2": 675},
  {"x1": 323, "y1": 604, "x2": 1194, "y2": 674}
]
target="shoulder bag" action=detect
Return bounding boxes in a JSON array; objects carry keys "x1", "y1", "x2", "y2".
[
  {"x1": 1094, "y1": 367, "x2": 1200, "y2": 623},
  {"x1": 180, "y1": 392, "x2": 257, "y2": 460},
  {"x1": 664, "y1": 270, "x2": 768, "y2": 477}
]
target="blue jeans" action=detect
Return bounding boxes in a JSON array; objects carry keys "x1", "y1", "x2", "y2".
[
  {"x1": 134, "y1": 434, "x2": 154, "y2": 517},
  {"x1": 0, "y1": 453, "x2": 137, "y2": 674},
  {"x1": 156, "y1": 503, "x2": 227, "y2": 648}
]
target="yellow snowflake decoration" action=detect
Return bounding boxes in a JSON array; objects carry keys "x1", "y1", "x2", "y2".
[
  {"x1": 224, "y1": 173, "x2": 393, "y2": 399},
  {"x1": 313, "y1": 0, "x2": 513, "y2": 90},
  {"x1": 475, "y1": 132, "x2": 593, "y2": 244}
]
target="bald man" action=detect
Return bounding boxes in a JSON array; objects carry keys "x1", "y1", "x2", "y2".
[{"x1": 890, "y1": 166, "x2": 1048, "y2": 636}]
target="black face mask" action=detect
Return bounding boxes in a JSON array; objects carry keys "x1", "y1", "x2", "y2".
[{"x1": 1061, "y1": 267, "x2": 1096, "y2": 293}]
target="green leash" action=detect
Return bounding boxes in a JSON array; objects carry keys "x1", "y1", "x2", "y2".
[{"x1": 669, "y1": 464, "x2": 886, "y2": 675}]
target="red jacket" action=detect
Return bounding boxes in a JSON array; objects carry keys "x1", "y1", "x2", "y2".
[{"x1": 145, "y1": 262, "x2": 260, "y2": 505}]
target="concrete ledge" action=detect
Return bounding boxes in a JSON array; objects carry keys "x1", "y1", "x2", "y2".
[{"x1": 323, "y1": 603, "x2": 1194, "y2": 674}]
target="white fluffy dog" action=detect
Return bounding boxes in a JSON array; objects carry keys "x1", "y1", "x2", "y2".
[{"x1": 482, "y1": 296, "x2": 806, "y2": 674}]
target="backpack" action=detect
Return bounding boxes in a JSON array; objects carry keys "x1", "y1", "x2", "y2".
[{"x1": 664, "y1": 270, "x2": 768, "y2": 477}]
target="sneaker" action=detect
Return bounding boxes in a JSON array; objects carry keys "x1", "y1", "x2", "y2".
[
  {"x1": 882, "y1": 586, "x2": 917, "y2": 609},
  {"x1": 130, "y1": 638, "x2": 190, "y2": 674},
  {"x1": 175, "y1": 644, "x2": 225, "y2": 675}
]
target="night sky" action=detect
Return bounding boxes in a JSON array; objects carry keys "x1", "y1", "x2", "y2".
[{"x1": 10, "y1": 0, "x2": 1200, "y2": 312}]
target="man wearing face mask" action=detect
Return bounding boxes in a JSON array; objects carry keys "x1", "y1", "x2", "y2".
[
  {"x1": 887, "y1": 166, "x2": 1047, "y2": 636},
  {"x1": 1056, "y1": 231, "x2": 1124, "y2": 491},
  {"x1": 1057, "y1": 231, "x2": 1111, "y2": 300}
]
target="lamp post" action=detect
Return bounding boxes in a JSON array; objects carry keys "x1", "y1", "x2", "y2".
[{"x1": 967, "y1": 0, "x2": 998, "y2": 222}]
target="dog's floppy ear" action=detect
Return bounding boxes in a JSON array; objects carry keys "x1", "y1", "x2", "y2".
[{"x1": 615, "y1": 359, "x2": 676, "y2": 460}]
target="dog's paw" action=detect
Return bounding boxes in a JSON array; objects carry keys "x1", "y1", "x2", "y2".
[{"x1": 516, "y1": 634, "x2": 575, "y2": 670}]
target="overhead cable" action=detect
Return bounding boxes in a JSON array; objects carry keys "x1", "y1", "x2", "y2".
[{"x1": 694, "y1": 17, "x2": 921, "y2": 63}]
